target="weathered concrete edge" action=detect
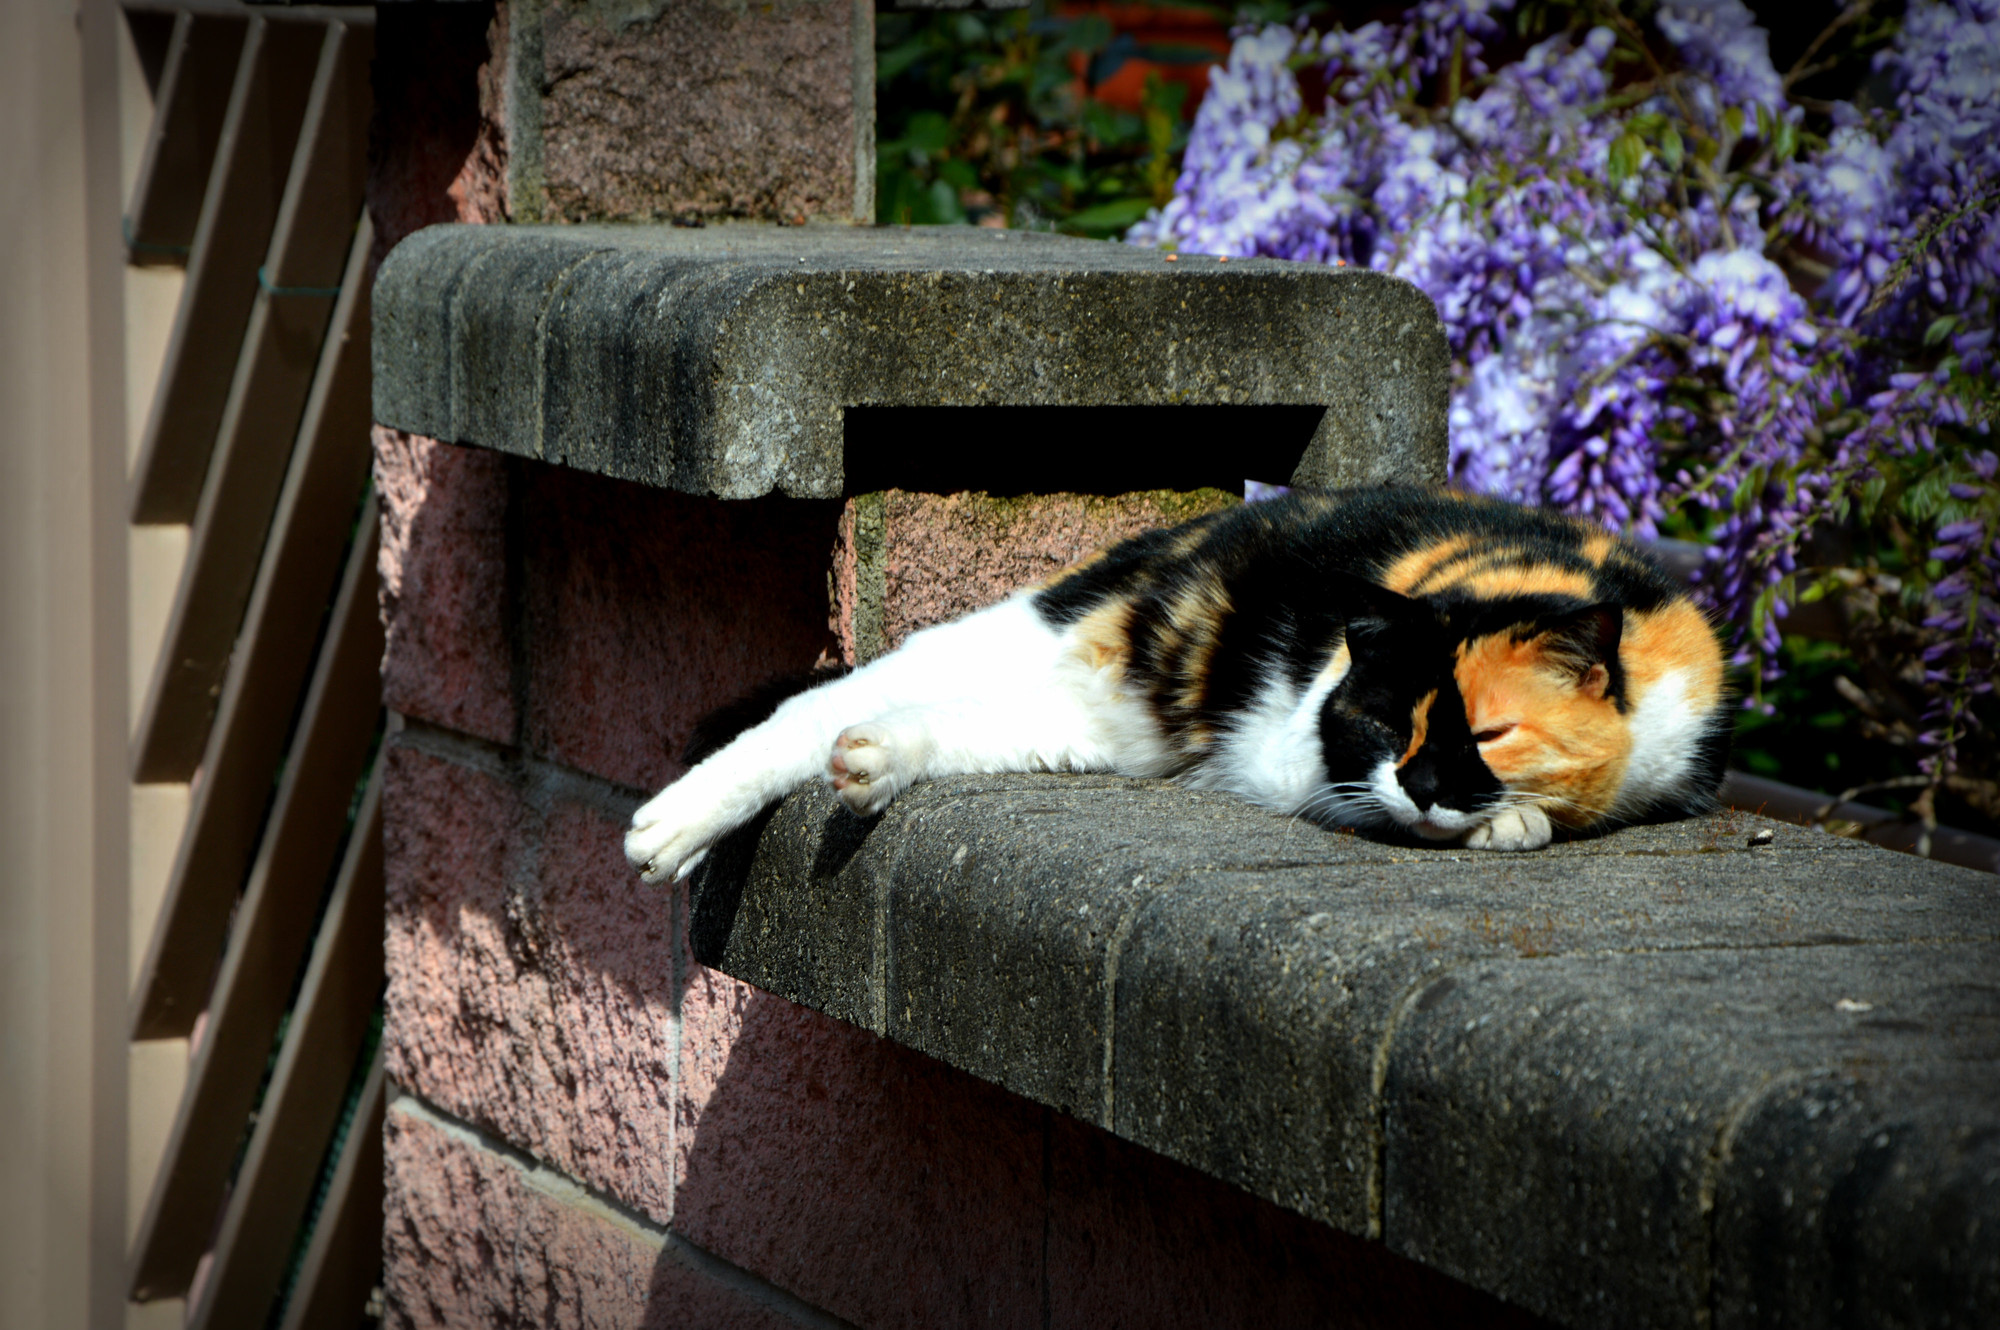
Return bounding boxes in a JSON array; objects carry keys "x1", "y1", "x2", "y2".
[
  {"x1": 388, "y1": 1089, "x2": 858, "y2": 1330},
  {"x1": 370, "y1": 223, "x2": 1450, "y2": 498},
  {"x1": 693, "y1": 775, "x2": 2000, "y2": 1330}
]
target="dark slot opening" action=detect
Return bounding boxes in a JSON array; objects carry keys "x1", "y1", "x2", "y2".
[{"x1": 841, "y1": 405, "x2": 1325, "y2": 496}]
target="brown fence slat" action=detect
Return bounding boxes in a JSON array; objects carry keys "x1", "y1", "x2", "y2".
[
  {"x1": 132, "y1": 218, "x2": 376, "y2": 1039},
  {"x1": 186, "y1": 764, "x2": 383, "y2": 1330},
  {"x1": 127, "y1": 504, "x2": 384, "y2": 1300},
  {"x1": 124, "y1": 11, "x2": 246, "y2": 265},
  {"x1": 275, "y1": 1052, "x2": 385, "y2": 1330},
  {"x1": 128, "y1": 15, "x2": 323, "y2": 527},
  {"x1": 131, "y1": 22, "x2": 373, "y2": 781}
]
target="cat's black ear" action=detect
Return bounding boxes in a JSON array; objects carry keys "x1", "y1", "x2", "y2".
[{"x1": 1534, "y1": 603, "x2": 1624, "y2": 696}]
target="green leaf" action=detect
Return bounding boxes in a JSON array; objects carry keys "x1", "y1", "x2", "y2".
[
  {"x1": 938, "y1": 158, "x2": 979, "y2": 191},
  {"x1": 1608, "y1": 133, "x2": 1645, "y2": 187},
  {"x1": 1860, "y1": 475, "x2": 1888, "y2": 522},
  {"x1": 1660, "y1": 126, "x2": 1684, "y2": 171},
  {"x1": 1731, "y1": 470, "x2": 1761, "y2": 514},
  {"x1": 877, "y1": 39, "x2": 930, "y2": 85},
  {"x1": 1925, "y1": 314, "x2": 1962, "y2": 347},
  {"x1": 903, "y1": 111, "x2": 953, "y2": 157},
  {"x1": 1723, "y1": 106, "x2": 1746, "y2": 141},
  {"x1": 1903, "y1": 466, "x2": 1953, "y2": 520},
  {"x1": 925, "y1": 179, "x2": 967, "y2": 225},
  {"x1": 1754, "y1": 103, "x2": 1773, "y2": 141},
  {"x1": 1060, "y1": 196, "x2": 1156, "y2": 236},
  {"x1": 1773, "y1": 117, "x2": 1798, "y2": 161}
]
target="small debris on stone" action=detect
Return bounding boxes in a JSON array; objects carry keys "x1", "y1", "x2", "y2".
[
  {"x1": 1164, "y1": 254, "x2": 1179, "y2": 262},
  {"x1": 1835, "y1": 998, "x2": 1875, "y2": 1013},
  {"x1": 1747, "y1": 828, "x2": 1776, "y2": 847}
]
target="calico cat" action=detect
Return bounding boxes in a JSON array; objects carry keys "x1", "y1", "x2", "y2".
[{"x1": 625, "y1": 487, "x2": 1729, "y2": 883}]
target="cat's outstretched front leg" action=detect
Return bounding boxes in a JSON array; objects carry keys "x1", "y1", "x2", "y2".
[{"x1": 625, "y1": 595, "x2": 1127, "y2": 882}]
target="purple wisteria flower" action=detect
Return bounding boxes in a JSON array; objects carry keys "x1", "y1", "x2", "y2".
[{"x1": 1131, "y1": 0, "x2": 2000, "y2": 782}]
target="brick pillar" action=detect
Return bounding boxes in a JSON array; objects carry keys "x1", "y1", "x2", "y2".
[{"x1": 369, "y1": 15, "x2": 1540, "y2": 1330}]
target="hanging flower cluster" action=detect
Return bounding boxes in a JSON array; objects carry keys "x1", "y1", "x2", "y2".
[{"x1": 1131, "y1": 0, "x2": 1999, "y2": 800}]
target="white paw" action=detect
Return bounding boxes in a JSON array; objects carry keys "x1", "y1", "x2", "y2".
[
  {"x1": 1465, "y1": 804, "x2": 1553, "y2": 852},
  {"x1": 828, "y1": 722, "x2": 914, "y2": 816},
  {"x1": 624, "y1": 783, "x2": 723, "y2": 884}
]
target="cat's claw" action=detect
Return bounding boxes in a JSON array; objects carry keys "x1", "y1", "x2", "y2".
[
  {"x1": 1465, "y1": 804, "x2": 1553, "y2": 851},
  {"x1": 625, "y1": 785, "x2": 723, "y2": 884},
  {"x1": 828, "y1": 723, "x2": 911, "y2": 817}
]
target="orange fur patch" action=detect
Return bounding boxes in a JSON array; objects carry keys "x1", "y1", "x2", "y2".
[
  {"x1": 1382, "y1": 536, "x2": 1474, "y2": 595},
  {"x1": 1454, "y1": 628, "x2": 1632, "y2": 825},
  {"x1": 1399, "y1": 690, "x2": 1437, "y2": 767},
  {"x1": 1619, "y1": 599, "x2": 1726, "y2": 711},
  {"x1": 1448, "y1": 561, "x2": 1596, "y2": 600},
  {"x1": 1071, "y1": 601, "x2": 1132, "y2": 673}
]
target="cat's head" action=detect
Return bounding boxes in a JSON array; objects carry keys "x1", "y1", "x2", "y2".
[{"x1": 1317, "y1": 588, "x2": 1632, "y2": 840}]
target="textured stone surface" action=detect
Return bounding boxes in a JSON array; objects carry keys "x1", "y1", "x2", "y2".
[
  {"x1": 1383, "y1": 944, "x2": 2000, "y2": 1330},
  {"x1": 372, "y1": 224, "x2": 1450, "y2": 499},
  {"x1": 1710, "y1": 1061, "x2": 2000, "y2": 1329},
  {"x1": 386, "y1": 733, "x2": 1560, "y2": 1329},
  {"x1": 384, "y1": 1099, "x2": 833, "y2": 1330},
  {"x1": 833, "y1": 488, "x2": 1237, "y2": 661},
  {"x1": 532, "y1": 0, "x2": 863, "y2": 225},
  {"x1": 699, "y1": 774, "x2": 2000, "y2": 1329}
]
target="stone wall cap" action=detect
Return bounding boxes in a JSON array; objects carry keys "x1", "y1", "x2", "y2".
[
  {"x1": 371, "y1": 222, "x2": 1450, "y2": 497},
  {"x1": 695, "y1": 774, "x2": 2000, "y2": 1330}
]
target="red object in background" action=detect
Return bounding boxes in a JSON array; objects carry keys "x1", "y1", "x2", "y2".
[{"x1": 1058, "y1": 3, "x2": 1233, "y2": 114}]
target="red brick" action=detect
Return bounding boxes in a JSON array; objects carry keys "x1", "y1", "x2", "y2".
[
  {"x1": 516, "y1": 465, "x2": 840, "y2": 791},
  {"x1": 1045, "y1": 1112, "x2": 1551, "y2": 1330},
  {"x1": 384, "y1": 743, "x2": 681, "y2": 1224},
  {"x1": 375, "y1": 429, "x2": 517, "y2": 744},
  {"x1": 385, "y1": 1102, "x2": 811, "y2": 1330},
  {"x1": 384, "y1": 742, "x2": 1047, "y2": 1326},
  {"x1": 367, "y1": 5, "x2": 509, "y2": 266},
  {"x1": 673, "y1": 972, "x2": 1045, "y2": 1330},
  {"x1": 832, "y1": 488, "x2": 1237, "y2": 660},
  {"x1": 538, "y1": 0, "x2": 860, "y2": 224}
]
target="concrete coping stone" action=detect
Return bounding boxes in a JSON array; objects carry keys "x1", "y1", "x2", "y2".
[
  {"x1": 371, "y1": 223, "x2": 1450, "y2": 498},
  {"x1": 693, "y1": 773, "x2": 2000, "y2": 1330}
]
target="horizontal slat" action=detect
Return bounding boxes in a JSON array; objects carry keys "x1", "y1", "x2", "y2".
[
  {"x1": 131, "y1": 20, "x2": 372, "y2": 780},
  {"x1": 132, "y1": 219, "x2": 376, "y2": 1037},
  {"x1": 128, "y1": 15, "x2": 324, "y2": 525},
  {"x1": 124, "y1": 11, "x2": 246, "y2": 264},
  {"x1": 275, "y1": 1050, "x2": 385, "y2": 1330},
  {"x1": 128, "y1": 505, "x2": 384, "y2": 1299},
  {"x1": 186, "y1": 765, "x2": 383, "y2": 1330}
]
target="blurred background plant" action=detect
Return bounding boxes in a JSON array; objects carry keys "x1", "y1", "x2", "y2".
[
  {"x1": 875, "y1": 3, "x2": 1234, "y2": 234},
  {"x1": 878, "y1": 0, "x2": 2000, "y2": 849}
]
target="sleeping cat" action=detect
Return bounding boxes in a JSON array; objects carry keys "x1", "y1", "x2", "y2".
[{"x1": 625, "y1": 487, "x2": 1729, "y2": 883}]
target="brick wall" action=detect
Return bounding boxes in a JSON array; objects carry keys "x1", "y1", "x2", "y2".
[
  {"x1": 369, "y1": 10, "x2": 1540, "y2": 1325},
  {"x1": 373, "y1": 430, "x2": 1553, "y2": 1329}
]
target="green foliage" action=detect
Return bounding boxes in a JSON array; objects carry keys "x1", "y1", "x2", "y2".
[{"x1": 875, "y1": 4, "x2": 1212, "y2": 235}]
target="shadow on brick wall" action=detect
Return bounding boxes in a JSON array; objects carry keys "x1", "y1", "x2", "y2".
[{"x1": 379, "y1": 443, "x2": 1551, "y2": 1327}]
